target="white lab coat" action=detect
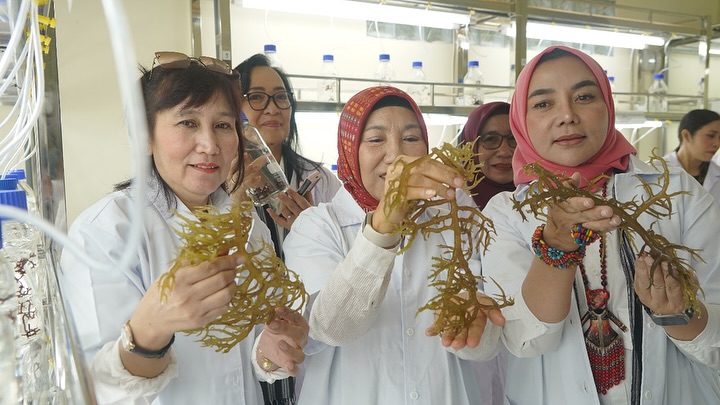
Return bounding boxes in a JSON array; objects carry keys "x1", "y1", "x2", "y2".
[
  {"x1": 59, "y1": 178, "x2": 272, "y2": 405},
  {"x1": 284, "y1": 187, "x2": 505, "y2": 405},
  {"x1": 482, "y1": 156, "x2": 720, "y2": 405},
  {"x1": 664, "y1": 151, "x2": 720, "y2": 203}
]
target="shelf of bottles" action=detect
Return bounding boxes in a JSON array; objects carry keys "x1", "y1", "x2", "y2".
[{"x1": 288, "y1": 73, "x2": 514, "y2": 116}]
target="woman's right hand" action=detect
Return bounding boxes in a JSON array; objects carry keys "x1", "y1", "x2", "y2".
[
  {"x1": 228, "y1": 153, "x2": 267, "y2": 204},
  {"x1": 541, "y1": 173, "x2": 621, "y2": 251},
  {"x1": 372, "y1": 155, "x2": 465, "y2": 234},
  {"x1": 128, "y1": 253, "x2": 244, "y2": 351}
]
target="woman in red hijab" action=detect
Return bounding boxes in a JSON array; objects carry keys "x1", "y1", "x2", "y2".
[
  {"x1": 481, "y1": 45, "x2": 720, "y2": 405},
  {"x1": 284, "y1": 86, "x2": 505, "y2": 405},
  {"x1": 458, "y1": 102, "x2": 516, "y2": 209}
]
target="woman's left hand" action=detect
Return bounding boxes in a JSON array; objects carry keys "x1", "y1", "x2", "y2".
[
  {"x1": 373, "y1": 155, "x2": 465, "y2": 234},
  {"x1": 634, "y1": 253, "x2": 691, "y2": 315},
  {"x1": 266, "y1": 188, "x2": 314, "y2": 230},
  {"x1": 425, "y1": 291, "x2": 506, "y2": 350},
  {"x1": 256, "y1": 306, "x2": 309, "y2": 375}
]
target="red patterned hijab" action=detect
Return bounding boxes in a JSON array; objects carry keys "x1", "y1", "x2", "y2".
[
  {"x1": 337, "y1": 86, "x2": 428, "y2": 211},
  {"x1": 510, "y1": 45, "x2": 636, "y2": 187}
]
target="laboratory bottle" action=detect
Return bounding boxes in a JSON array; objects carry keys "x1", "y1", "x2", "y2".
[
  {"x1": 374, "y1": 53, "x2": 395, "y2": 83},
  {"x1": 6, "y1": 170, "x2": 37, "y2": 215},
  {"x1": 648, "y1": 73, "x2": 668, "y2": 112},
  {"x1": 264, "y1": 44, "x2": 281, "y2": 68},
  {"x1": 407, "y1": 61, "x2": 431, "y2": 106},
  {"x1": 242, "y1": 124, "x2": 289, "y2": 214},
  {"x1": 0, "y1": 224, "x2": 20, "y2": 405},
  {"x1": 463, "y1": 60, "x2": 484, "y2": 106},
  {"x1": 0, "y1": 189, "x2": 47, "y2": 403},
  {"x1": 317, "y1": 54, "x2": 339, "y2": 102}
]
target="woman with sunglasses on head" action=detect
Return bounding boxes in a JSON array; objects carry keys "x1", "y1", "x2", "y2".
[
  {"x1": 663, "y1": 109, "x2": 720, "y2": 203},
  {"x1": 59, "y1": 52, "x2": 308, "y2": 405},
  {"x1": 229, "y1": 53, "x2": 342, "y2": 405},
  {"x1": 284, "y1": 86, "x2": 506, "y2": 405},
  {"x1": 481, "y1": 45, "x2": 720, "y2": 404},
  {"x1": 457, "y1": 102, "x2": 517, "y2": 209}
]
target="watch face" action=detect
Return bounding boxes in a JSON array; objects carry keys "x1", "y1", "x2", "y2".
[{"x1": 121, "y1": 322, "x2": 135, "y2": 351}]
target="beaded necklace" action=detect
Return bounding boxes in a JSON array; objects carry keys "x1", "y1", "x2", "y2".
[{"x1": 579, "y1": 182, "x2": 628, "y2": 395}]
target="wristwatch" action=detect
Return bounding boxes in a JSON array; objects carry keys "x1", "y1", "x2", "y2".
[
  {"x1": 649, "y1": 306, "x2": 695, "y2": 326},
  {"x1": 121, "y1": 320, "x2": 175, "y2": 358}
]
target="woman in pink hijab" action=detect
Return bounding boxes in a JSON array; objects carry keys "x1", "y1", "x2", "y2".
[{"x1": 481, "y1": 45, "x2": 720, "y2": 405}]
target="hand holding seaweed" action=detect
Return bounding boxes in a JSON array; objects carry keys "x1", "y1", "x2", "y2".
[
  {"x1": 383, "y1": 142, "x2": 513, "y2": 336},
  {"x1": 158, "y1": 202, "x2": 307, "y2": 353},
  {"x1": 512, "y1": 155, "x2": 703, "y2": 312}
]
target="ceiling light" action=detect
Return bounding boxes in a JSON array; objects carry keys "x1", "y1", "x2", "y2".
[
  {"x1": 240, "y1": 0, "x2": 470, "y2": 30},
  {"x1": 506, "y1": 22, "x2": 665, "y2": 50}
]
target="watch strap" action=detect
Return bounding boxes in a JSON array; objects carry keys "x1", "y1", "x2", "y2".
[
  {"x1": 649, "y1": 306, "x2": 695, "y2": 326},
  {"x1": 123, "y1": 321, "x2": 175, "y2": 358}
]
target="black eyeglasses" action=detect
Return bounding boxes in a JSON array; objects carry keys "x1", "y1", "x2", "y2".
[
  {"x1": 243, "y1": 91, "x2": 293, "y2": 111},
  {"x1": 151, "y1": 51, "x2": 234, "y2": 76},
  {"x1": 478, "y1": 133, "x2": 517, "y2": 150}
]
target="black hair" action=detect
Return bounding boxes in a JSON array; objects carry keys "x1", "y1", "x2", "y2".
[
  {"x1": 114, "y1": 61, "x2": 245, "y2": 209},
  {"x1": 234, "y1": 53, "x2": 322, "y2": 184},
  {"x1": 675, "y1": 109, "x2": 720, "y2": 152},
  {"x1": 370, "y1": 95, "x2": 414, "y2": 112}
]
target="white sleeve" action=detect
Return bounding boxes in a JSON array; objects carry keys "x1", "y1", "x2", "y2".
[{"x1": 90, "y1": 339, "x2": 178, "y2": 404}]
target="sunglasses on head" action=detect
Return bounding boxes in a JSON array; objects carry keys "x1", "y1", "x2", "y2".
[{"x1": 151, "y1": 51, "x2": 234, "y2": 76}]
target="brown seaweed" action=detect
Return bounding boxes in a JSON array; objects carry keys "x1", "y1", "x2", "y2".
[
  {"x1": 158, "y1": 202, "x2": 307, "y2": 353},
  {"x1": 512, "y1": 154, "x2": 703, "y2": 312},
  {"x1": 383, "y1": 142, "x2": 513, "y2": 336}
]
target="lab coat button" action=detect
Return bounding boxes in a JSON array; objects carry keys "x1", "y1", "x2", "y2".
[
  {"x1": 410, "y1": 391, "x2": 419, "y2": 400},
  {"x1": 644, "y1": 390, "x2": 652, "y2": 400},
  {"x1": 406, "y1": 328, "x2": 415, "y2": 336}
]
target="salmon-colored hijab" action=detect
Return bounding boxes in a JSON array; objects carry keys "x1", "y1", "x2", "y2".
[
  {"x1": 337, "y1": 86, "x2": 428, "y2": 211},
  {"x1": 510, "y1": 45, "x2": 636, "y2": 187}
]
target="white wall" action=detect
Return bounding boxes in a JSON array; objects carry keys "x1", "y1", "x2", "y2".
[
  {"x1": 55, "y1": 0, "x2": 191, "y2": 224},
  {"x1": 52, "y1": 1, "x2": 720, "y2": 225}
]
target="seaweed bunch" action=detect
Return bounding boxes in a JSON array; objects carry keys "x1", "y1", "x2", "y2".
[
  {"x1": 383, "y1": 142, "x2": 514, "y2": 336},
  {"x1": 512, "y1": 154, "x2": 703, "y2": 312},
  {"x1": 158, "y1": 202, "x2": 307, "y2": 353}
]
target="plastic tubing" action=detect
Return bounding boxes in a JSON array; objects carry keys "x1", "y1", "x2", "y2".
[{"x1": 0, "y1": 0, "x2": 147, "y2": 272}]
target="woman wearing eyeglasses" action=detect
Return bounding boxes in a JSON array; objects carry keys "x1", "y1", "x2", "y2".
[
  {"x1": 59, "y1": 52, "x2": 308, "y2": 405},
  {"x1": 457, "y1": 102, "x2": 517, "y2": 209},
  {"x1": 230, "y1": 54, "x2": 341, "y2": 253},
  {"x1": 229, "y1": 53, "x2": 342, "y2": 405}
]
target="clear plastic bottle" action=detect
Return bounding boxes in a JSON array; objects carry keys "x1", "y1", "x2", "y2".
[
  {"x1": 648, "y1": 73, "x2": 669, "y2": 112},
  {"x1": 407, "y1": 61, "x2": 431, "y2": 106},
  {"x1": 463, "y1": 60, "x2": 484, "y2": 106},
  {"x1": 374, "y1": 53, "x2": 395, "y2": 84},
  {"x1": 7, "y1": 170, "x2": 37, "y2": 215},
  {"x1": 0, "y1": 226, "x2": 20, "y2": 405},
  {"x1": 317, "y1": 54, "x2": 339, "y2": 102},
  {"x1": 264, "y1": 44, "x2": 281, "y2": 68},
  {"x1": 242, "y1": 124, "x2": 289, "y2": 214},
  {"x1": 0, "y1": 189, "x2": 47, "y2": 403}
]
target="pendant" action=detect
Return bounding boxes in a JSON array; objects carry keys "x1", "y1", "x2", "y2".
[{"x1": 581, "y1": 307, "x2": 628, "y2": 394}]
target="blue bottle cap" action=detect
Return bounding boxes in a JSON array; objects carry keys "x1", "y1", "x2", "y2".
[
  {"x1": 264, "y1": 44, "x2": 277, "y2": 53},
  {"x1": 323, "y1": 54, "x2": 334, "y2": 62},
  {"x1": 10, "y1": 169, "x2": 25, "y2": 180},
  {"x1": 412, "y1": 61, "x2": 423, "y2": 68},
  {"x1": 379, "y1": 54, "x2": 390, "y2": 61},
  {"x1": 468, "y1": 60, "x2": 479, "y2": 67},
  {"x1": 653, "y1": 73, "x2": 664, "y2": 80},
  {"x1": 0, "y1": 190, "x2": 28, "y2": 220},
  {"x1": 0, "y1": 178, "x2": 18, "y2": 190}
]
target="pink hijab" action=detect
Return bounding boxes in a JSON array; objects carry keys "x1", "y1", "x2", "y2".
[
  {"x1": 510, "y1": 45, "x2": 636, "y2": 187},
  {"x1": 337, "y1": 86, "x2": 428, "y2": 212}
]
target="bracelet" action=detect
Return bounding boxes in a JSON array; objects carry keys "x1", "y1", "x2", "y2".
[
  {"x1": 571, "y1": 224, "x2": 601, "y2": 246},
  {"x1": 532, "y1": 224, "x2": 585, "y2": 269}
]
